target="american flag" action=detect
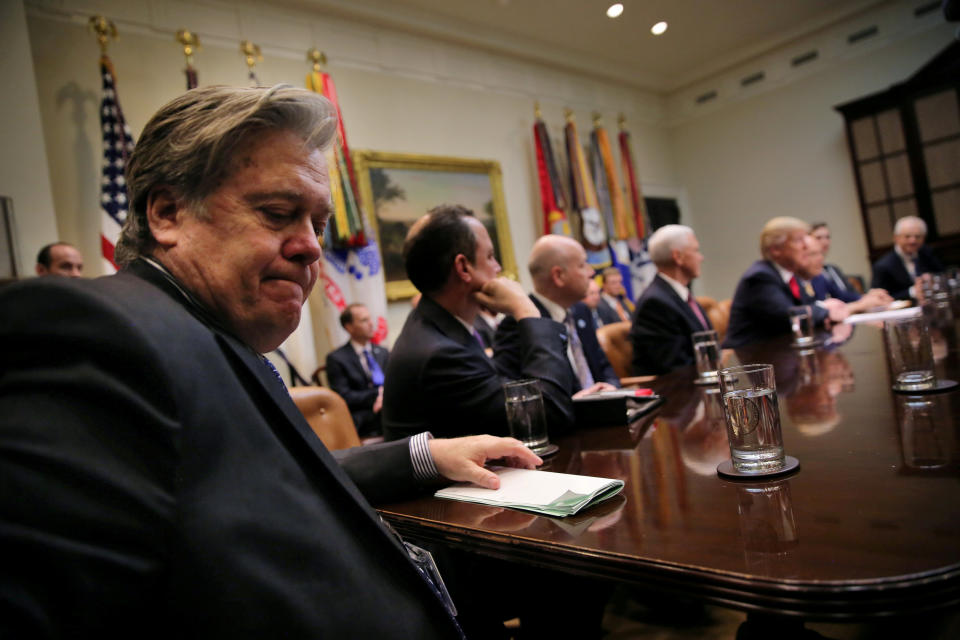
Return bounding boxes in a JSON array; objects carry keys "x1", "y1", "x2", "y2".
[{"x1": 99, "y1": 58, "x2": 135, "y2": 273}]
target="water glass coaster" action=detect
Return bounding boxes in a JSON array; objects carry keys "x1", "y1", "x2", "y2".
[
  {"x1": 717, "y1": 455, "x2": 800, "y2": 480},
  {"x1": 892, "y1": 379, "x2": 958, "y2": 395}
]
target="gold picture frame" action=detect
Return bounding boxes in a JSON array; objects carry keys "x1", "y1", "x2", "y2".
[{"x1": 352, "y1": 150, "x2": 517, "y2": 301}]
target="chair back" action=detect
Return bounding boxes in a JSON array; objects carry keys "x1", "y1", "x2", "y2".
[
  {"x1": 289, "y1": 386, "x2": 361, "y2": 451},
  {"x1": 596, "y1": 321, "x2": 633, "y2": 380},
  {"x1": 707, "y1": 298, "x2": 733, "y2": 341}
]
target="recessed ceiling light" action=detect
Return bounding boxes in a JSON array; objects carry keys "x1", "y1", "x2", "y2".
[
  {"x1": 606, "y1": 4, "x2": 624, "y2": 19},
  {"x1": 651, "y1": 21, "x2": 668, "y2": 35}
]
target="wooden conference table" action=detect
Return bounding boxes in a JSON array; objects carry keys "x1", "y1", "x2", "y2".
[{"x1": 377, "y1": 320, "x2": 960, "y2": 622}]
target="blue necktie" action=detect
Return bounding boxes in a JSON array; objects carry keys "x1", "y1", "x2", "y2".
[
  {"x1": 364, "y1": 349, "x2": 385, "y2": 386},
  {"x1": 261, "y1": 356, "x2": 288, "y2": 394}
]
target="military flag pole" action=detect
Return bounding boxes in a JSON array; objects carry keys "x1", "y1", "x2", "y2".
[
  {"x1": 304, "y1": 48, "x2": 390, "y2": 351},
  {"x1": 532, "y1": 102, "x2": 570, "y2": 237},
  {"x1": 618, "y1": 114, "x2": 657, "y2": 297},
  {"x1": 176, "y1": 29, "x2": 200, "y2": 90},
  {"x1": 564, "y1": 109, "x2": 610, "y2": 268},
  {"x1": 591, "y1": 113, "x2": 634, "y2": 299}
]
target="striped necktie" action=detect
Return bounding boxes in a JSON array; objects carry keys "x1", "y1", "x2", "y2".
[{"x1": 565, "y1": 313, "x2": 594, "y2": 390}]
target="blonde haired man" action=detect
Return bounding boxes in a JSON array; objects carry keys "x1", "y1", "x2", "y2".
[{"x1": 725, "y1": 217, "x2": 847, "y2": 348}]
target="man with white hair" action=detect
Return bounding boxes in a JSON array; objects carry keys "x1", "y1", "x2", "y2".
[
  {"x1": 725, "y1": 217, "x2": 847, "y2": 348},
  {"x1": 871, "y1": 216, "x2": 943, "y2": 300},
  {"x1": 495, "y1": 234, "x2": 620, "y2": 391},
  {"x1": 629, "y1": 224, "x2": 711, "y2": 375}
]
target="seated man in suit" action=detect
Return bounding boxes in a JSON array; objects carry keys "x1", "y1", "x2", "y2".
[
  {"x1": 325, "y1": 303, "x2": 390, "y2": 438},
  {"x1": 582, "y1": 279, "x2": 606, "y2": 327},
  {"x1": 725, "y1": 217, "x2": 848, "y2": 348},
  {"x1": 34, "y1": 241, "x2": 84, "y2": 278},
  {"x1": 809, "y1": 222, "x2": 860, "y2": 303},
  {"x1": 0, "y1": 85, "x2": 542, "y2": 639},
  {"x1": 495, "y1": 234, "x2": 620, "y2": 392},
  {"x1": 871, "y1": 215, "x2": 944, "y2": 300},
  {"x1": 383, "y1": 205, "x2": 576, "y2": 441},
  {"x1": 472, "y1": 304, "x2": 499, "y2": 352},
  {"x1": 597, "y1": 266, "x2": 633, "y2": 324},
  {"x1": 799, "y1": 235, "x2": 892, "y2": 314},
  {"x1": 630, "y1": 224, "x2": 712, "y2": 375}
]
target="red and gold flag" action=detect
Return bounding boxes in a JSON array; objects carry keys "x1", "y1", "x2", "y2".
[
  {"x1": 533, "y1": 114, "x2": 570, "y2": 236},
  {"x1": 618, "y1": 120, "x2": 647, "y2": 240},
  {"x1": 306, "y1": 68, "x2": 366, "y2": 248}
]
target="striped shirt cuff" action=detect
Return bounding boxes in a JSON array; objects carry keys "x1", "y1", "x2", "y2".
[{"x1": 409, "y1": 431, "x2": 441, "y2": 482}]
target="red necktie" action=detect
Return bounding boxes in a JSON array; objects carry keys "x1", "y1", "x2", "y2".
[
  {"x1": 788, "y1": 275, "x2": 801, "y2": 300},
  {"x1": 687, "y1": 293, "x2": 708, "y2": 329}
]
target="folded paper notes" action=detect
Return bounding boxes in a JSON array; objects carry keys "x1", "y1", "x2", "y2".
[{"x1": 434, "y1": 466, "x2": 624, "y2": 517}]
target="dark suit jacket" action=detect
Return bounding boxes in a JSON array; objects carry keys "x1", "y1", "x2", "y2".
[
  {"x1": 871, "y1": 246, "x2": 943, "y2": 300},
  {"x1": 629, "y1": 274, "x2": 713, "y2": 376},
  {"x1": 724, "y1": 260, "x2": 827, "y2": 348},
  {"x1": 382, "y1": 295, "x2": 575, "y2": 441},
  {"x1": 472, "y1": 314, "x2": 496, "y2": 349},
  {"x1": 595, "y1": 298, "x2": 622, "y2": 326},
  {"x1": 326, "y1": 341, "x2": 390, "y2": 437},
  {"x1": 0, "y1": 260, "x2": 459, "y2": 639},
  {"x1": 821, "y1": 264, "x2": 860, "y2": 303},
  {"x1": 493, "y1": 295, "x2": 620, "y2": 390}
]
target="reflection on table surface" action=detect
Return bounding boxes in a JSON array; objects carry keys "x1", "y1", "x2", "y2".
[{"x1": 378, "y1": 322, "x2": 960, "y2": 617}]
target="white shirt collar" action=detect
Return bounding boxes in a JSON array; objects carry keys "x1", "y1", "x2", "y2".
[
  {"x1": 453, "y1": 314, "x2": 476, "y2": 336},
  {"x1": 600, "y1": 292, "x2": 621, "y2": 310},
  {"x1": 771, "y1": 261, "x2": 794, "y2": 285},
  {"x1": 531, "y1": 292, "x2": 568, "y2": 323},
  {"x1": 350, "y1": 339, "x2": 371, "y2": 356},
  {"x1": 657, "y1": 272, "x2": 690, "y2": 302},
  {"x1": 894, "y1": 244, "x2": 916, "y2": 261}
]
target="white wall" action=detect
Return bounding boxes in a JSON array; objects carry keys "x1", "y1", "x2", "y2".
[
  {"x1": 671, "y1": 23, "x2": 957, "y2": 300},
  {"x1": 0, "y1": 0, "x2": 57, "y2": 276}
]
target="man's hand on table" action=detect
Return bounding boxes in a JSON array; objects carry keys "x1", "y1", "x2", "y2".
[
  {"x1": 572, "y1": 382, "x2": 618, "y2": 399},
  {"x1": 429, "y1": 435, "x2": 542, "y2": 489}
]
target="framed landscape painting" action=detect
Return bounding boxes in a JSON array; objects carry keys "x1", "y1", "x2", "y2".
[{"x1": 352, "y1": 150, "x2": 517, "y2": 301}]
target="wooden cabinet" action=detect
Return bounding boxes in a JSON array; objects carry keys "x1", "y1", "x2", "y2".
[{"x1": 836, "y1": 42, "x2": 960, "y2": 267}]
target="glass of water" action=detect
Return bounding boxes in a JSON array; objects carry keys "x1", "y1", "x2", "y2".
[
  {"x1": 692, "y1": 329, "x2": 720, "y2": 382},
  {"x1": 718, "y1": 364, "x2": 785, "y2": 473},
  {"x1": 787, "y1": 305, "x2": 815, "y2": 347},
  {"x1": 884, "y1": 315, "x2": 936, "y2": 392},
  {"x1": 503, "y1": 379, "x2": 549, "y2": 454}
]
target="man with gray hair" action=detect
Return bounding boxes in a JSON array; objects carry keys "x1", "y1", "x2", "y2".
[
  {"x1": 871, "y1": 215, "x2": 943, "y2": 300},
  {"x1": 0, "y1": 85, "x2": 540, "y2": 639},
  {"x1": 725, "y1": 216, "x2": 847, "y2": 348},
  {"x1": 629, "y1": 224, "x2": 711, "y2": 375}
]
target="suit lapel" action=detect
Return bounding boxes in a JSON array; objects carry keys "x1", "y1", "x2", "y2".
[
  {"x1": 346, "y1": 343, "x2": 371, "y2": 386},
  {"x1": 656, "y1": 276, "x2": 703, "y2": 332},
  {"x1": 419, "y1": 296, "x2": 492, "y2": 362}
]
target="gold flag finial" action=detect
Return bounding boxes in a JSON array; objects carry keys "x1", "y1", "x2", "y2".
[
  {"x1": 307, "y1": 48, "x2": 327, "y2": 72},
  {"x1": 564, "y1": 108, "x2": 573, "y2": 123},
  {"x1": 592, "y1": 111, "x2": 601, "y2": 127},
  {"x1": 617, "y1": 113, "x2": 627, "y2": 130},
  {"x1": 176, "y1": 29, "x2": 200, "y2": 66},
  {"x1": 240, "y1": 40, "x2": 263, "y2": 70},
  {"x1": 534, "y1": 101, "x2": 542, "y2": 119},
  {"x1": 89, "y1": 16, "x2": 118, "y2": 55}
]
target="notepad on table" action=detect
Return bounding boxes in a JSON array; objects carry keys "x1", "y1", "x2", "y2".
[
  {"x1": 434, "y1": 466, "x2": 625, "y2": 518},
  {"x1": 844, "y1": 305, "x2": 920, "y2": 325}
]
